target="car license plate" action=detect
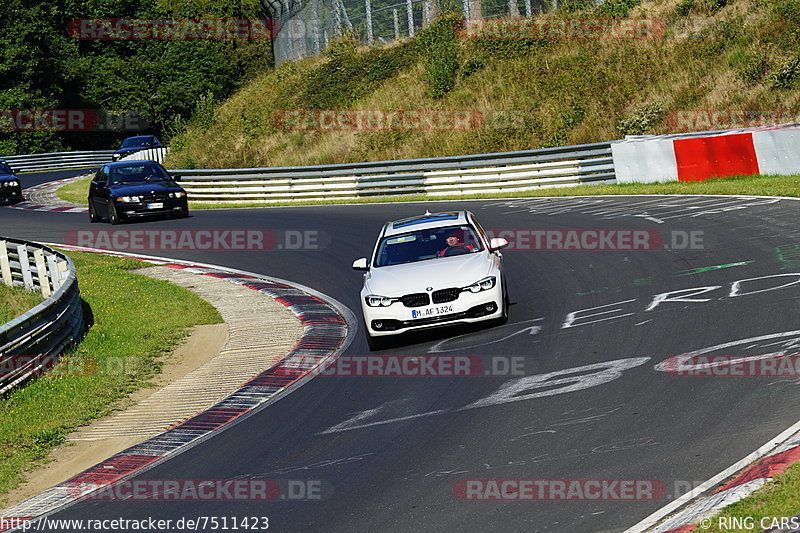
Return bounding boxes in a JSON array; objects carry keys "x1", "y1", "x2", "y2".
[
  {"x1": 411, "y1": 304, "x2": 454, "y2": 319},
  {"x1": 147, "y1": 202, "x2": 164, "y2": 209}
]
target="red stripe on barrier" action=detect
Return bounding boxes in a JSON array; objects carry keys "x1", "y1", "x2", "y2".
[
  {"x1": 714, "y1": 445, "x2": 800, "y2": 493},
  {"x1": 674, "y1": 133, "x2": 760, "y2": 181}
]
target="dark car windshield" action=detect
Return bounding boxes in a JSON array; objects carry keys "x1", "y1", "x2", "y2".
[
  {"x1": 374, "y1": 225, "x2": 483, "y2": 267},
  {"x1": 109, "y1": 163, "x2": 172, "y2": 185},
  {"x1": 0, "y1": 162, "x2": 12, "y2": 174},
  {"x1": 120, "y1": 137, "x2": 154, "y2": 148}
]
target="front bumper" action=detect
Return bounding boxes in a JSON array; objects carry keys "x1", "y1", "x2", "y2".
[
  {"x1": 0, "y1": 186, "x2": 22, "y2": 202},
  {"x1": 361, "y1": 283, "x2": 503, "y2": 337},
  {"x1": 116, "y1": 198, "x2": 187, "y2": 217}
]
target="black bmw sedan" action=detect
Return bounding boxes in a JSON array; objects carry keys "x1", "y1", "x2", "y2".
[
  {"x1": 0, "y1": 160, "x2": 21, "y2": 204},
  {"x1": 88, "y1": 161, "x2": 188, "y2": 224}
]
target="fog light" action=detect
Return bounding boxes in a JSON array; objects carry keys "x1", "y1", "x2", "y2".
[
  {"x1": 373, "y1": 321, "x2": 383, "y2": 330},
  {"x1": 485, "y1": 303, "x2": 497, "y2": 313}
]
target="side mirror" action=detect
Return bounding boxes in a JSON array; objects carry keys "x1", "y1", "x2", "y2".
[
  {"x1": 172, "y1": 175, "x2": 181, "y2": 182},
  {"x1": 352, "y1": 258, "x2": 369, "y2": 271},
  {"x1": 489, "y1": 237, "x2": 509, "y2": 251}
]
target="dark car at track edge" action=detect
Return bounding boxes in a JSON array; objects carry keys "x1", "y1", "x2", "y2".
[
  {"x1": 88, "y1": 161, "x2": 188, "y2": 224},
  {"x1": 0, "y1": 160, "x2": 21, "y2": 204},
  {"x1": 111, "y1": 135, "x2": 164, "y2": 162}
]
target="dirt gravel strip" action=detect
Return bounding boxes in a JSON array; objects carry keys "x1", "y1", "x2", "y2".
[
  {"x1": 9, "y1": 176, "x2": 88, "y2": 213},
  {"x1": 625, "y1": 423, "x2": 800, "y2": 533},
  {"x1": 0, "y1": 246, "x2": 354, "y2": 531}
]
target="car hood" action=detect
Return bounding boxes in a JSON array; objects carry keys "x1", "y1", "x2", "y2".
[
  {"x1": 0, "y1": 173, "x2": 17, "y2": 182},
  {"x1": 109, "y1": 182, "x2": 183, "y2": 195},
  {"x1": 365, "y1": 252, "x2": 493, "y2": 295}
]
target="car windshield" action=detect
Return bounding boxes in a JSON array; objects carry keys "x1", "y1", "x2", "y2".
[
  {"x1": 120, "y1": 137, "x2": 153, "y2": 148},
  {"x1": 374, "y1": 225, "x2": 483, "y2": 267},
  {"x1": 0, "y1": 162, "x2": 12, "y2": 174},
  {"x1": 109, "y1": 164, "x2": 171, "y2": 185}
]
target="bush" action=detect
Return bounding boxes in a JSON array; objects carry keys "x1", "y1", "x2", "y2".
[
  {"x1": 676, "y1": 0, "x2": 695, "y2": 16},
  {"x1": 616, "y1": 102, "x2": 665, "y2": 136},
  {"x1": 417, "y1": 14, "x2": 461, "y2": 99},
  {"x1": 739, "y1": 49, "x2": 772, "y2": 84},
  {"x1": 596, "y1": 0, "x2": 642, "y2": 18},
  {"x1": 769, "y1": 56, "x2": 800, "y2": 88}
]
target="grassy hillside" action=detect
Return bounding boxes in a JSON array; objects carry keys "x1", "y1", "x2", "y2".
[{"x1": 165, "y1": 0, "x2": 800, "y2": 169}]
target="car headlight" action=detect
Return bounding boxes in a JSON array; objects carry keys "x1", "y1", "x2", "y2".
[
  {"x1": 365, "y1": 295, "x2": 395, "y2": 307},
  {"x1": 463, "y1": 276, "x2": 496, "y2": 293},
  {"x1": 169, "y1": 192, "x2": 186, "y2": 198},
  {"x1": 117, "y1": 196, "x2": 141, "y2": 203},
  {"x1": 3, "y1": 181, "x2": 18, "y2": 187}
]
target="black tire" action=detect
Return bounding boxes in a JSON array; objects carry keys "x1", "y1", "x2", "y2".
[
  {"x1": 492, "y1": 277, "x2": 510, "y2": 326},
  {"x1": 176, "y1": 205, "x2": 189, "y2": 218},
  {"x1": 109, "y1": 203, "x2": 123, "y2": 225},
  {"x1": 88, "y1": 201, "x2": 99, "y2": 223}
]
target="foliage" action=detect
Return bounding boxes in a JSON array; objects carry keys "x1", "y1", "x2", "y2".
[
  {"x1": 0, "y1": 0, "x2": 271, "y2": 155},
  {"x1": 417, "y1": 13, "x2": 461, "y2": 99},
  {"x1": 616, "y1": 102, "x2": 665, "y2": 137},
  {"x1": 595, "y1": 0, "x2": 642, "y2": 18}
]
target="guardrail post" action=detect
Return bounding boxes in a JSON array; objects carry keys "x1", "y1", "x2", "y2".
[
  {"x1": 0, "y1": 241, "x2": 11, "y2": 287},
  {"x1": 46, "y1": 255, "x2": 60, "y2": 292},
  {"x1": 16, "y1": 244, "x2": 33, "y2": 290},
  {"x1": 33, "y1": 249, "x2": 50, "y2": 298}
]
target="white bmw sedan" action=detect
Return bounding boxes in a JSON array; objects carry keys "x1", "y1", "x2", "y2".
[{"x1": 352, "y1": 211, "x2": 509, "y2": 350}]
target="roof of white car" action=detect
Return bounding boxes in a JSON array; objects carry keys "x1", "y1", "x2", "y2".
[{"x1": 384, "y1": 211, "x2": 471, "y2": 237}]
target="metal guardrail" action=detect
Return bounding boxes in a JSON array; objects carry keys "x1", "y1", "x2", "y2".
[
  {"x1": 175, "y1": 141, "x2": 616, "y2": 203},
  {"x1": 0, "y1": 238, "x2": 84, "y2": 395},
  {"x1": 2, "y1": 150, "x2": 114, "y2": 173}
]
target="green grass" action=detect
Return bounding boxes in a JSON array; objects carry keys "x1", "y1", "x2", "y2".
[
  {"x1": 0, "y1": 285, "x2": 43, "y2": 325},
  {"x1": 700, "y1": 461, "x2": 800, "y2": 532},
  {"x1": 0, "y1": 251, "x2": 222, "y2": 502},
  {"x1": 55, "y1": 175, "x2": 91, "y2": 205}
]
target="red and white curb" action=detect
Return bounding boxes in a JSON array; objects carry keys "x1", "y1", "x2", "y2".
[
  {"x1": 626, "y1": 422, "x2": 800, "y2": 533},
  {"x1": 9, "y1": 176, "x2": 88, "y2": 213},
  {"x1": 0, "y1": 246, "x2": 355, "y2": 531}
]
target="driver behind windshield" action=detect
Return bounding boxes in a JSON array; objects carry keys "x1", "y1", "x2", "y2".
[
  {"x1": 438, "y1": 229, "x2": 476, "y2": 257},
  {"x1": 110, "y1": 164, "x2": 169, "y2": 185}
]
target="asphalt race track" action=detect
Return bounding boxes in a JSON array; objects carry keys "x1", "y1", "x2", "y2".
[{"x1": 3, "y1": 170, "x2": 800, "y2": 532}]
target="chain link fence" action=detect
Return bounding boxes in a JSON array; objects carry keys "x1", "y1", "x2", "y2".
[{"x1": 262, "y1": 0, "x2": 570, "y2": 64}]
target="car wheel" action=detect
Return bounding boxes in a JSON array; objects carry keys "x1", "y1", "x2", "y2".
[
  {"x1": 109, "y1": 203, "x2": 123, "y2": 225},
  {"x1": 492, "y1": 278, "x2": 509, "y2": 326},
  {"x1": 176, "y1": 205, "x2": 189, "y2": 218},
  {"x1": 88, "y1": 202, "x2": 99, "y2": 223}
]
